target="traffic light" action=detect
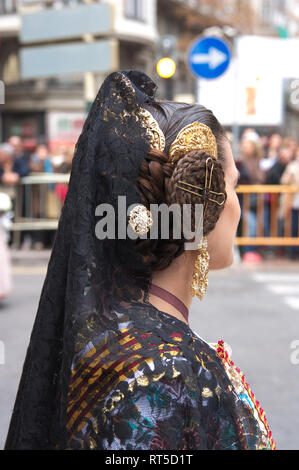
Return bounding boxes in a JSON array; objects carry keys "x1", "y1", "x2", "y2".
[
  {"x1": 156, "y1": 35, "x2": 177, "y2": 79},
  {"x1": 156, "y1": 57, "x2": 176, "y2": 79},
  {"x1": 156, "y1": 35, "x2": 177, "y2": 99}
]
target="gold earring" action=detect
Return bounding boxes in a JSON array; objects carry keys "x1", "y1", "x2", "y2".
[{"x1": 191, "y1": 236, "x2": 210, "y2": 300}]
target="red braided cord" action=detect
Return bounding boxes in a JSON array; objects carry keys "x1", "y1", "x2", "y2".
[{"x1": 216, "y1": 340, "x2": 277, "y2": 450}]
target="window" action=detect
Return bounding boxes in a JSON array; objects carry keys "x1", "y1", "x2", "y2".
[
  {"x1": 261, "y1": 0, "x2": 273, "y2": 23},
  {"x1": 0, "y1": 0, "x2": 18, "y2": 14},
  {"x1": 124, "y1": 0, "x2": 145, "y2": 21}
]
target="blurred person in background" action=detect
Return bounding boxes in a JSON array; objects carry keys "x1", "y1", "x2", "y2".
[
  {"x1": 259, "y1": 135, "x2": 270, "y2": 160},
  {"x1": 55, "y1": 145, "x2": 74, "y2": 174},
  {"x1": 0, "y1": 192, "x2": 12, "y2": 300},
  {"x1": 237, "y1": 137, "x2": 265, "y2": 185},
  {"x1": 283, "y1": 137, "x2": 297, "y2": 161},
  {"x1": 53, "y1": 145, "x2": 73, "y2": 205},
  {"x1": 51, "y1": 145, "x2": 70, "y2": 172},
  {"x1": 236, "y1": 137, "x2": 266, "y2": 263},
  {"x1": 266, "y1": 140, "x2": 294, "y2": 185},
  {"x1": 28, "y1": 143, "x2": 54, "y2": 250},
  {"x1": 0, "y1": 142, "x2": 29, "y2": 186},
  {"x1": 29, "y1": 144, "x2": 53, "y2": 174},
  {"x1": 280, "y1": 144, "x2": 299, "y2": 260},
  {"x1": 241, "y1": 128, "x2": 260, "y2": 144},
  {"x1": 266, "y1": 142, "x2": 295, "y2": 259},
  {"x1": 0, "y1": 141, "x2": 30, "y2": 250},
  {"x1": 262, "y1": 133, "x2": 282, "y2": 171},
  {"x1": 8, "y1": 135, "x2": 31, "y2": 166}
]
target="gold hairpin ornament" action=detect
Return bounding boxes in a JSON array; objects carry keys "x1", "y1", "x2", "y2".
[
  {"x1": 138, "y1": 108, "x2": 165, "y2": 151},
  {"x1": 136, "y1": 114, "x2": 217, "y2": 166},
  {"x1": 169, "y1": 122, "x2": 218, "y2": 164},
  {"x1": 177, "y1": 157, "x2": 226, "y2": 207}
]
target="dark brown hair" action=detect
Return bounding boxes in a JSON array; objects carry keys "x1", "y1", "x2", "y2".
[{"x1": 136, "y1": 101, "x2": 228, "y2": 271}]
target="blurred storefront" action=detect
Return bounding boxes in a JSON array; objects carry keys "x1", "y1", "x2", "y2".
[
  {"x1": 1, "y1": 111, "x2": 45, "y2": 150},
  {"x1": 46, "y1": 111, "x2": 85, "y2": 152}
]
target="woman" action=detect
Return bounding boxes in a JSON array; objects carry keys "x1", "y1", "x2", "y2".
[
  {"x1": 5, "y1": 71, "x2": 275, "y2": 450},
  {"x1": 236, "y1": 137, "x2": 266, "y2": 263},
  {"x1": 280, "y1": 145, "x2": 299, "y2": 259}
]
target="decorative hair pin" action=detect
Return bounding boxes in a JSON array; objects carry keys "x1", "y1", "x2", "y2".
[
  {"x1": 169, "y1": 121, "x2": 218, "y2": 164},
  {"x1": 129, "y1": 204, "x2": 153, "y2": 235},
  {"x1": 177, "y1": 157, "x2": 226, "y2": 207},
  {"x1": 138, "y1": 113, "x2": 218, "y2": 166},
  {"x1": 139, "y1": 108, "x2": 165, "y2": 151},
  {"x1": 128, "y1": 115, "x2": 224, "y2": 235}
]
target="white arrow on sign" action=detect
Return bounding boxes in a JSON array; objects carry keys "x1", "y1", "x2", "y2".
[{"x1": 191, "y1": 47, "x2": 227, "y2": 69}]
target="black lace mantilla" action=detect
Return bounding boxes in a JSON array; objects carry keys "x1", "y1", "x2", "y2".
[{"x1": 5, "y1": 71, "x2": 159, "y2": 449}]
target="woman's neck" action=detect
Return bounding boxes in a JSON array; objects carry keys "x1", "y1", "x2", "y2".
[{"x1": 148, "y1": 253, "x2": 195, "y2": 325}]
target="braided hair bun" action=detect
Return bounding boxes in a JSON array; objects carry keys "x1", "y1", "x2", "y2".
[
  {"x1": 136, "y1": 148, "x2": 185, "y2": 271},
  {"x1": 135, "y1": 101, "x2": 228, "y2": 272},
  {"x1": 167, "y1": 150, "x2": 227, "y2": 236},
  {"x1": 135, "y1": 148, "x2": 227, "y2": 271}
]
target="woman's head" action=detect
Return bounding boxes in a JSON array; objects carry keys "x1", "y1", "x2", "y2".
[
  {"x1": 135, "y1": 101, "x2": 241, "y2": 273},
  {"x1": 34, "y1": 144, "x2": 49, "y2": 160},
  {"x1": 240, "y1": 138, "x2": 262, "y2": 159},
  {"x1": 268, "y1": 133, "x2": 282, "y2": 151},
  {"x1": 0, "y1": 143, "x2": 14, "y2": 166},
  {"x1": 279, "y1": 143, "x2": 294, "y2": 165}
]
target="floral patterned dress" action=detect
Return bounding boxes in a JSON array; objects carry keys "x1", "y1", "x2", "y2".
[{"x1": 65, "y1": 302, "x2": 276, "y2": 450}]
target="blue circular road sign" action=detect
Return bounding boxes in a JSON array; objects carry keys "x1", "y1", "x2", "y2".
[{"x1": 188, "y1": 37, "x2": 231, "y2": 79}]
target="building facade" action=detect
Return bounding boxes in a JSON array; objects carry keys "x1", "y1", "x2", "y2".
[
  {"x1": 1, "y1": 0, "x2": 299, "y2": 148},
  {"x1": 0, "y1": 0, "x2": 158, "y2": 149}
]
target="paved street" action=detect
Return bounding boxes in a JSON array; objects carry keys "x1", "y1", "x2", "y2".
[
  {"x1": 0, "y1": 254, "x2": 299, "y2": 450},
  {"x1": 190, "y1": 259, "x2": 299, "y2": 450}
]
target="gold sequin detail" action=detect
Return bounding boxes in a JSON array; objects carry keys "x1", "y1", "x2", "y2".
[
  {"x1": 92, "y1": 419, "x2": 99, "y2": 434},
  {"x1": 202, "y1": 387, "x2": 213, "y2": 398},
  {"x1": 88, "y1": 437, "x2": 97, "y2": 449},
  {"x1": 152, "y1": 372, "x2": 166, "y2": 381},
  {"x1": 172, "y1": 366, "x2": 181, "y2": 378},
  {"x1": 136, "y1": 375, "x2": 149, "y2": 387},
  {"x1": 128, "y1": 381, "x2": 135, "y2": 392},
  {"x1": 102, "y1": 392, "x2": 125, "y2": 414}
]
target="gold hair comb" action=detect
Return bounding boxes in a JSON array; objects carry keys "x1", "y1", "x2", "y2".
[{"x1": 169, "y1": 121, "x2": 218, "y2": 164}]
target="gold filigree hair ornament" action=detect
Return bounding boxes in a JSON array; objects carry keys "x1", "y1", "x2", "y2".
[
  {"x1": 169, "y1": 121, "x2": 225, "y2": 210},
  {"x1": 169, "y1": 121, "x2": 218, "y2": 164},
  {"x1": 128, "y1": 108, "x2": 165, "y2": 234},
  {"x1": 128, "y1": 114, "x2": 224, "y2": 233},
  {"x1": 138, "y1": 108, "x2": 166, "y2": 151}
]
